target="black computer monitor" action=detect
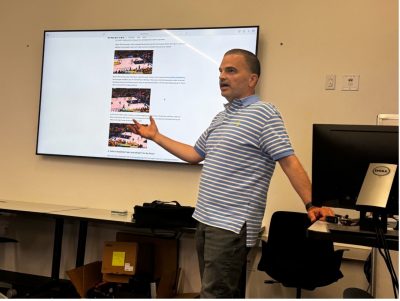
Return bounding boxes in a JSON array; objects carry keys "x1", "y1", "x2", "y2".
[{"x1": 312, "y1": 124, "x2": 398, "y2": 217}]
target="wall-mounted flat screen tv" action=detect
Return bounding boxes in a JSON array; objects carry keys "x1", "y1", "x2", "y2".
[{"x1": 36, "y1": 26, "x2": 259, "y2": 163}]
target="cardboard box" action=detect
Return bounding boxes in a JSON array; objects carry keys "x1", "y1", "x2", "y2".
[
  {"x1": 101, "y1": 241, "x2": 138, "y2": 283},
  {"x1": 66, "y1": 261, "x2": 102, "y2": 298},
  {"x1": 67, "y1": 237, "x2": 177, "y2": 298},
  {"x1": 116, "y1": 232, "x2": 179, "y2": 298}
]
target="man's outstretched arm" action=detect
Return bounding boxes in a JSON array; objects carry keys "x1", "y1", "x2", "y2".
[
  {"x1": 279, "y1": 154, "x2": 334, "y2": 222},
  {"x1": 128, "y1": 116, "x2": 204, "y2": 164}
]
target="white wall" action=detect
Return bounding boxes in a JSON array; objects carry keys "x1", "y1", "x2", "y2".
[
  {"x1": 0, "y1": 0, "x2": 397, "y2": 298},
  {"x1": 0, "y1": 0, "x2": 397, "y2": 217}
]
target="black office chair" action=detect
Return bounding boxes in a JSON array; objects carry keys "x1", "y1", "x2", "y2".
[{"x1": 257, "y1": 211, "x2": 345, "y2": 298}]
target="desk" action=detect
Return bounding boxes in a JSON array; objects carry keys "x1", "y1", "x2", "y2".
[
  {"x1": 0, "y1": 200, "x2": 155, "y2": 278},
  {"x1": 308, "y1": 220, "x2": 399, "y2": 251},
  {"x1": 49, "y1": 207, "x2": 133, "y2": 268},
  {"x1": 0, "y1": 200, "x2": 84, "y2": 214},
  {"x1": 0, "y1": 199, "x2": 86, "y2": 280},
  {"x1": 308, "y1": 220, "x2": 399, "y2": 297},
  {"x1": 52, "y1": 207, "x2": 195, "y2": 266},
  {"x1": 0, "y1": 199, "x2": 192, "y2": 286}
]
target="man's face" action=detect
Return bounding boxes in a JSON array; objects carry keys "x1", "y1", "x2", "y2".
[{"x1": 219, "y1": 54, "x2": 258, "y2": 102}]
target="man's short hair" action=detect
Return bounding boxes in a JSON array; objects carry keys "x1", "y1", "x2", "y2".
[{"x1": 224, "y1": 49, "x2": 261, "y2": 77}]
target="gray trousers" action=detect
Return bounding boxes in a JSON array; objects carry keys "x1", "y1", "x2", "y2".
[{"x1": 195, "y1": 222, "x2": 248, "y2": 298}]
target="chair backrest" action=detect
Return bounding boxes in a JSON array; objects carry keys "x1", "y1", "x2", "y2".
[{"x1": 258, "y1": 211, "x2": 344, "y2": 290}]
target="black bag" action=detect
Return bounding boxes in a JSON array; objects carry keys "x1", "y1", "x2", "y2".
[{"x1": 133, "y1": 200, "x2": 197, "y2": 228}]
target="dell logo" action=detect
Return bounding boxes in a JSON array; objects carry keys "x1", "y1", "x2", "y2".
[{"x1": 373, "y1": 166, "x2": 391, "y2": 176}]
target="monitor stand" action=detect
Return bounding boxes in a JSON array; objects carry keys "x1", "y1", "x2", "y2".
[
  {"x1": 356, "y1": 163, "x2": 397, "y2": 233},
  {"x1": 359, "y1": 209, "x2": 388, "y2": 233}
]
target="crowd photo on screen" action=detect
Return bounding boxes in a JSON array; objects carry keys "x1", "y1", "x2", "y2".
[
  {"x1": 111, "y1": 88, "x2": 151, "y2": 113},
  {"x1": 113, "y1": 50, "x2": 153, "y2": 74},
  {"x1": 108, "y1": 123, "x2": 148, "y2": 148}
]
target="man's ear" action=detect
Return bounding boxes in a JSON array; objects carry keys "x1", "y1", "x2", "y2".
[{"x1": 249, "y1": 74, "x2": 259, "y2": 88}]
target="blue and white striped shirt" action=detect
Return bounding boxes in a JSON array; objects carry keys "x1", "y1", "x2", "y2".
[{"x1": 193, "y1": 95, "x2": 294, "y2": 246}]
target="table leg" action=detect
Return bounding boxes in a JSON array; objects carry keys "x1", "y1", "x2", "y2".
[
  {"x1": 75, "y1": 220, "x2": 88, "y2": 267},
  {"x1": 51, "y1": 218, "x2": 64, "y2": 280}
]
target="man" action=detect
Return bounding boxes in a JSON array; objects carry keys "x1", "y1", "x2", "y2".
[{"x1": 129, "y1": 49, "x2": 333, "y2": 298}]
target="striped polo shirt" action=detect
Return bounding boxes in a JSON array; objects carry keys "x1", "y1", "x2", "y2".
[{"x1": 193, "y1": 95, "x2": 294, "y2": 247}]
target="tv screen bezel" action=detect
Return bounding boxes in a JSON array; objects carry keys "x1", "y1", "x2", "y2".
[{"x1": 35, "y1": 25, "x2": 260, "y2": 164}]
